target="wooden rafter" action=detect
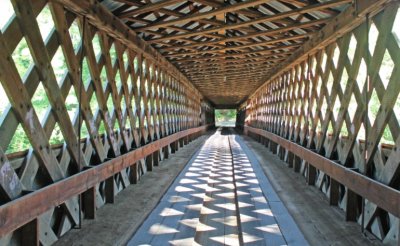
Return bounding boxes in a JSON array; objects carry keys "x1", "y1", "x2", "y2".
[
  {"x1": 118, "y1": 0, "x2": 182, "y2": 17},
  {"x1": 99, "y1": 0, "x2": 351, "y2": 105},
  {"x1": 149, "y1": 0, "x2": 350, "y2": 43},
  {"x1": 161, "y1": 33, "x2": 309, "y2": 54},
  {"x1": 133, "y1": 0, "x2": 269, "y2": 31}
]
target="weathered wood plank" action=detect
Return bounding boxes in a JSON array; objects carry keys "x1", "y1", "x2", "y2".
[
  {"x1": 0, "y1": 125, "x2": 208, "y2": 236},
  {"x1": 245, "y1": 126, "x2": 400, "y2": 218}
]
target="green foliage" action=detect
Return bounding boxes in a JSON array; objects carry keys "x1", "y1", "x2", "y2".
[
  {"x1": 215, "y1": 109, "x2": 236, "y2": 127},
  {"x1": 51, "y1": 47, "x2": 67, "y2": 84},
  {"x1": 12, "y1": 38, "x2": 33, "y2": 79},
  {"x1": 36, "y1": 5, "x2": 54, "y2": 41},
  {"x1": 49, "y1": 123, "x2": 64, "y2": 145},
  {"x1": 7, "y1": 125, "x2": 31, "y2": 153},
  {"x1": 65, "y1": 87, "x2": 79, "y2": 121},
  {"x1": 31, "y1": 84, "x2": 50, "y2": 121},
  {"x1": 68, "y1": 20, "x2": 82, "y2": 52}
]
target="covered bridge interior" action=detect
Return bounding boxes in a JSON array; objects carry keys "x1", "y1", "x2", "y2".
[{"x1": 0, "y1": 0, "x2": 399, "y2": 245}]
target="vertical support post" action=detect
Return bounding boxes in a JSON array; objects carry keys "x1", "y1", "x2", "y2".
[
  {"x1": 171, "y1": 141, "x2": 176, "y2": 153},
  {"x1": 179, "y1": 138, "x2": 184, "y2": 148},
  {"x1": 330, "y1": 178, "x2": 340, "y2": 205},
  {"x1": 264, "y1": 138, "x2": 269, "y2": 148},
  {"x1": 270, "y1": 141, "x2": 277, "y2": 154},
  {"x1": 287, "y1": 151, "x2": 294, "y2": 168},
  {"x1": 184, "y1": 135, "x2": 189, "y2": 145},
  {"x1": 294, "y1": 156, "x2": 301, "y2": 173},
  {"x1": 21, "y1": 219, "x2": 39, "y2": 246},
  {"x1": 307, "y1": 163, "x2": 316, "y2": 185},
  {"x1": 163, "y1": 146, "x2": 169, "y2": 159},
  {"x1": 153, "y1": 150, "x2": 159, "y2": 166},
  {"x1": 279, "y1": 146, "x2": 285, "y2": 160},
  {"x1": 130, "y1": 163, "x2": 138, "y2": 184},
  {"x1": 146, "y1": 154, "x2": 153, "y2": 171},
  {"x1": 82, "y1": 187, "x2": 96, "y2": 219},
  {"x1": 346, "y1": 189, "x2": 358, "y2": 221},
  {"x1": 105, "y1": 176, "x2": 115, "y2": 204}
]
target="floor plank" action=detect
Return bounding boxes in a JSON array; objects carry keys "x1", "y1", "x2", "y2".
[{"x1": 129, "y1": 129, "x2": 307, "y2": 245}]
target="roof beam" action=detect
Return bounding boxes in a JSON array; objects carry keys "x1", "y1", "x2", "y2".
[
  {"x1": 191, "y1": 80, "x2": 263, "y2": 85},
  {"x1": 174, "y1": 55, "x2": 286, "y2": 66},
  {"x1": 125, "y1": 12, "x2": 223, "y2": 40},
  {"x1": 190, "y1": 75, "x2": 264, "y2": 81},
  {"x1": 189, "y1": 69, "x2": 266, "y2": 76},
  {"x1": 134, "y1": 4, "x2": 228, "y2": 36},
  {"x1": 185, "y1": 69, "x2": 269, "y2": 76},
  {"x1": 188, "y1": 73, "x2": 266, "y2": 78},
  {"x1": 119, "y1": 1, "x2": 226, "y2": 34},
  {"x1": 163, "y1": 39, "x2": 301, "y2": 57},
  {"x1": 170, "y1": 49, "x2": 295, "y2": 62},
  {"x1": 134, "y1": 0, "x2": 270, "y2": 31},
  {"x1": 161, "y1": 33, "x2": 309, "y2": 53},
  {"x1": 178, "y1": 63, "x2": 278, "y2": 72},
  {"x1": 183, "y1": 63, "x2": 272, "y2": 72},
  {"x1": 149, "y1": 18, "x2": 329, "y2": 47},
  {"x1": 190, "y1": 0, "x2": 265, "y2": 18},
  {"x1": 180, "y1": 62, "x2": 275, "y2": 71},
  {"x1": 148, "y1": 0, "x2": 350, "y2": 43},
  {"x1": 118, "y1": 0, "x2": 182, "y2": 18}
]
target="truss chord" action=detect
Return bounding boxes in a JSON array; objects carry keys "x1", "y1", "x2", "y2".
[
  {"x1": 76, "y1": 15, "x2": 87, "y2": 230},
  {"x1": 361, "y1": 11, "x2": 370, "y2": 234}
]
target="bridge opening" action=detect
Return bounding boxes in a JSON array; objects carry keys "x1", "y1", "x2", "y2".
[{"x1": 215, "y1": 109, "x2": 236, "y2": 127}]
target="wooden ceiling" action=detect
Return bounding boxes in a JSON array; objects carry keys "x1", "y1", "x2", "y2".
[{"x1": 101, "y1": 0, "x2": 351, "y2": 106}]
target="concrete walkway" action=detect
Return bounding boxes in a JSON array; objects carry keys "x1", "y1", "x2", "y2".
[{"x1": 129, "y1": 129, "x2": 308, "y2": 246}]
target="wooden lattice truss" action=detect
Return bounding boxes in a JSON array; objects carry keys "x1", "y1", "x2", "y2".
[
  {"x1": 0, "y1": 0, "x2": 213, "y2": 244},
  {"x1": 102, "y1": 0, "x2": 352, "y2": 106},
  {"x1": 243, "y1": 2, "x2": 400, "y2": 243}
]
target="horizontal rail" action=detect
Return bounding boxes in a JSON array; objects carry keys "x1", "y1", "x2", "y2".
[
  {"x1": 244, "y1": 126, "x2": 400, "y2": 218},
  {"x1": 0, "y1": 125, "x2": 209, "y2": 236}
]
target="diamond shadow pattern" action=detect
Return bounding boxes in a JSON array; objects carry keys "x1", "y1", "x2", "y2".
[{"x1": 129, "y1": 129, "x2": 307, "y2": 246}]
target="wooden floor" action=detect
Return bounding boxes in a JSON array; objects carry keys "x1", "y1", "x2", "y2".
[
  {"x1": 129, "y1": 128, "x2": 308, "y2": 245},
  {"x1": 242, "y1": 136, "x2": 382, "y2": 246}
]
